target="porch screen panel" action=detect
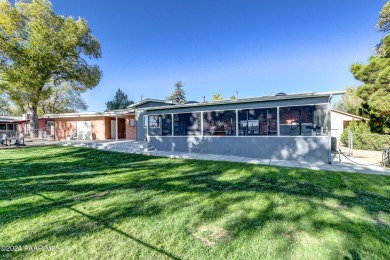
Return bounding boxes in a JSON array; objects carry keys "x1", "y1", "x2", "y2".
[
  {"x1": 238, "y1": 108, "x2": 277, "y2": 136},
  {"x1": 161, "y1": 114, "x2": 172, "y2": 136},
  {"x1": 148, "y1": 114, "x2": 172, "y2": 136},
  {"x1": 203, "y1": 110, "x2": 236, "y2": 136},
  {"x1": 279, "y1": 105, "x2": 328, "y2": 136},
  {"x1": 148, "y1": 115, "x2": 161, "y2": 136},
  {"x1": 173, "y1": 112, "x2": 201, "y2": 136}
]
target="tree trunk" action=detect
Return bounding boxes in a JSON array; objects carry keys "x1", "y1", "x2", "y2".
[{"x1": 29, "y1": 105, "x2": 39, "y2": 137}]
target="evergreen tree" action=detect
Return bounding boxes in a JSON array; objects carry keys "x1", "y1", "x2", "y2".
[
  {"x1": 350, "y1": 1, "x2": 390, "y2": 133},
  {"x1": 167, "y1": 81, "x2": 186, "y2": 103},
  {"x1": 105, "y1": 89, "x2": 134, "y2": 111}
]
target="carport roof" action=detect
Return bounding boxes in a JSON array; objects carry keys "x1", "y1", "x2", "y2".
[
  {"x1": 0, "y1": 116, "x2": 25, "y2": 123},
  {"x1": 44, "y1": 111, "x2": 131, "y2": 119}
]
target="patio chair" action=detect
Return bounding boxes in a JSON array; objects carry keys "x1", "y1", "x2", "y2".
[
  {"x1": 14, "y1": 133, "x2": 25, "y2": 146},
  {"x1": 1, "y1": 134, "x2": 7, "y2": 146},
  {"x1": 77, "y1": 131, "x2": 84, "y2": 140},
  {"x1": 84, "y1": 131, "x2": 92, "y2": 140},
  {"x1": 70, "y1": 131, "x2": 77, "y2": 140}
]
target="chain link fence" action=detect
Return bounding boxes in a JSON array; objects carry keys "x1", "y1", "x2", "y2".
[
  {"x1": 347, "y1": 130, "x2": 390, "y2": 166},
  {"x1": 348, "y1": 130, "x2": 390, "y2": 153}
]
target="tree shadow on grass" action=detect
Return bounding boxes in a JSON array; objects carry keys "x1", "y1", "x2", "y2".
[{"x1": 1, "y1": 146, "x2": 389, "y2": 259}]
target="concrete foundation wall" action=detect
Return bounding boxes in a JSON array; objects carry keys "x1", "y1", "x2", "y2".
[{"x1": 148, "y1": 136, "x2": 330, "y2": 162}]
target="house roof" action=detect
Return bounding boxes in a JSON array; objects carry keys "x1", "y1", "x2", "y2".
[
  {"x1": 0, "y1": 116, "x2": 25, "y2": 123},
  {"x1": 127, "y1": 98, "x2": 176, "y2": 108},
  {"x1": 331, "y1": 109, "x2": 369, "y2": 120},
  {"x1": 43, "y1": 91, "x2": 347, "y2": 118},
  {"x1": 44, "y1": 111, "x2": 130, "y2": 119},
  {"x1": 143, "y1": 91, "x2": 346, "y2": 111}
]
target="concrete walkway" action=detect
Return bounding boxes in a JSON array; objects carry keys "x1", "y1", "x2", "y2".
[
  {"x1": 142, "y1": 150, "x2": 390, "y2": 176},
  {"x1": 13, "y1": 140, "x2": 387, "y2": 176}
]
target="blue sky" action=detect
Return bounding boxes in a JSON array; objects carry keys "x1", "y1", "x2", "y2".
[{"x1": 51, "y1": 0, "x2": 387, "y2": 111}]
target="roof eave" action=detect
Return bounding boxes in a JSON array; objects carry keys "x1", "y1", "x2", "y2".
[{"x1": 144, "y1": 91, "x2": 346, "y2": 111}]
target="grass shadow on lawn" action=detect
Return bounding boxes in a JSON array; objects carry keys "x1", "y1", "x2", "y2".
[{"x1": 0, "y1": 146, "x2": 389, "y2": 259}]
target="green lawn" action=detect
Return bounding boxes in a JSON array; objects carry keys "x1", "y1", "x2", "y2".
[{"x1": 0, "y1": 146, "x2": 389, "y2": 259}]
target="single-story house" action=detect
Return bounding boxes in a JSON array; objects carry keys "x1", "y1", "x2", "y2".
[
  {"x1": 46, "y1": 99, "x2": 175, "y2": 141},
  {"x1": 0, "y1": 115, "x2": 54, "y2": 136},
  {"x1": 47, "y1": 91, "x2": 345, "y2": 163},
  {"x1": 330, "y1": 109, "x2": 368, "y2": 140}
]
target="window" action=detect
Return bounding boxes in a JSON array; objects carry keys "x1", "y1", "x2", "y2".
[
  {"x1": 148, "y1": 114, "x2": 172, "y2": 136},
  {"x1": 7, "y1": 124, "x2": 14, "y2": 131},
  {"x1": 0, "y1": 124, "x2": 5, "y2": 130},
  {"x1": 173, "y1": 113, "x2": 201, "y2": 136},
  {"x1": 203, "y1": 110, "x2": 236, "y2": 136},
  {"x1": 161, "y1": 115, "x2": 172, "y2": 136},
  {"x1": 148, "y1": 115, "x2": 160, "y2": 128},
  {"x1": 129, "y1": 119, "x2": 135, "y2": 126},
  {"x1": 143, "y1": 115, "x2": 148, "y2": 128},
  {"x1": 279, "y1": 105, "x2": 328, "y2": 136},
  {"x1": 238, "y1": 108, "x2": 277, "y2": 136}
]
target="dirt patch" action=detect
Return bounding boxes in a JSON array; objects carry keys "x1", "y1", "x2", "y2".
[{"x1": 193, "y1": 225, "x2": 231, "y2": 246}]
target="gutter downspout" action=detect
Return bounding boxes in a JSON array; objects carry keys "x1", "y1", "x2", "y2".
[{"x1": 327, "y1": 94, "x2": 333, "y2": 164}]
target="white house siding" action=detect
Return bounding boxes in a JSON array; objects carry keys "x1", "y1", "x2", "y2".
[{"x1": 331, "y1": 111, "x2": 363, "y2": 140}]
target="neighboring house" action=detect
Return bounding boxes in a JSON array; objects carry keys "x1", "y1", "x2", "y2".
[
  {"x1": 0, "y1": 116, "x2": 25, "y2": 135},
  {"x1": 330, "y1": 109, "x2": 368, "y2": 140},
  {"x1": 47, "y1": 91, "x2": 345, "y2": 163},
  {"x1": 48, "y1": 112, "x2": 126, "y2": 141},
  {"x1": 0, "y1": 115, "x2": 54, "y2": 136},
  {"x1": 46, "y1": 99, "x2": 174, "y2": 141}
]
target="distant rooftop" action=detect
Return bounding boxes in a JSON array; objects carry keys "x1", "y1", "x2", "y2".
[{"x1": 0, "y1": 116, "x2": 24, "y2": 122}]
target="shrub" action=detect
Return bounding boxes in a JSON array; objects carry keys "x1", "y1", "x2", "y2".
[{"x1": 341, "y1": 120, "x2": 390, "y2": 151}]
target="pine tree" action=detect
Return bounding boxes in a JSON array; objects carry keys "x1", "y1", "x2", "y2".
[
  {"x1": 167, "y1": 81, "x2": 186, "y2": 103},
  {"x1": 105, "y1": 89, "x2": 134, "y2": 111},
  {"x1": 350, "y1": 1, "x2": 390, "y2": 133}
]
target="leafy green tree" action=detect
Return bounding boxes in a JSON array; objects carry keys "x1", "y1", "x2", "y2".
[
  {"x1": 40, "y1": 82, "x2": 89, "y2": 115},
  {"x1": 212, "y1": 93, "x2": 223, "y2": 101},
  {"x1": 167, "y1": 81, "x2": 186, "y2": 104},
  {"x1": 0, "y1": 0, "x2": 102, "y2": 135},
  {"x1": 332, "y1": 87, "x2": 363, "y2": 115},
  {"x1": 350, "y1": 1, "x2": 390, "y2": 133},
  {"x1": 105, "y1": 88, "x2": 133, "y2": 111},
  {"x1": 0, "y1": 94, "x2": 10, "y2": 115}
]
